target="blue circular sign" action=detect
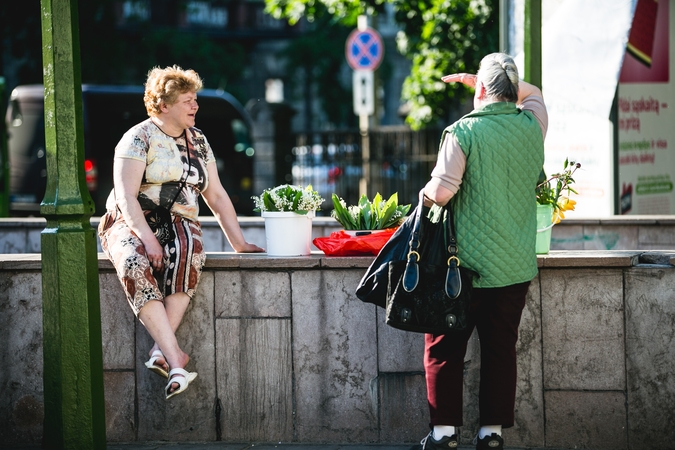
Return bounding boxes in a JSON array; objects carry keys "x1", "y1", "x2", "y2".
[{"x1": 345, "y1": 28, "x2": 384, "y2": 71}]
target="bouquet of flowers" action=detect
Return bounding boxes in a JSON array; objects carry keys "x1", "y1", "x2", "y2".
[
  {"x1": 252, "y1": 184, "x2": 324, "y2": 214},
  {"x1": 536, "y1": 159, "x2": 581, "y2": 224}
]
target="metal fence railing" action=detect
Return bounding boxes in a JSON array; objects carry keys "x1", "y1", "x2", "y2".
[{"x1": 291, "y1": 126, "x2": 444, "y2": 212}]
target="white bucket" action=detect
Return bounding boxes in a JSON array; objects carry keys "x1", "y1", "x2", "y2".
[{"x1": 262, "y1": 211, "x2": 314, "y2": 256}]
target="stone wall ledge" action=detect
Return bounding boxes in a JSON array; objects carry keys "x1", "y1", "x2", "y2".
[
  {"x1": 2, "y1": 215, "x2": 675, "y2": 227},
  {"x1": 4, "y1": 216, "x2": 675, "y2": 255},
  {"x1": 4, "y1": 250, "x2": 675, "y2": 271}
]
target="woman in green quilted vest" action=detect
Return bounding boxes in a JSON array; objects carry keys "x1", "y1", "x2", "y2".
[{"x1": 418, "y1": 53, "x2": 547, "y2": 450}]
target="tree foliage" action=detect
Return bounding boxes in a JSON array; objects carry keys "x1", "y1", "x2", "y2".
[
  {"x1": 265, "y1": 0, "x2": 499, "y2": 129},
  {"x1": 280, "y1": 8, "x2": 356, "y2": 127}
]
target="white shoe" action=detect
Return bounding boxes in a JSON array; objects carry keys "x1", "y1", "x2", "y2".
[
  {"x1": 144, "y1": 349, "x2": 169, "y2": 379},
  {"x1": 165, "y1": 367, "x2": 198, "y2": 400}
]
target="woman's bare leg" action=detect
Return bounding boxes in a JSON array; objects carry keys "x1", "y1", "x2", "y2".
[
  {"x1": 139, "y1": 295, "x2": 190, "y2": 371},
  {"x1": 140, "y1": 293, "x2": 193, "y2": 394},
  {"x1": 147, "y1": 292, "x2": 191, "y2": 358}
]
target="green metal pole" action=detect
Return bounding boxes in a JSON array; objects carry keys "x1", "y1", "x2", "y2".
[
  {"x1": 499, "y1": 0, "x2": 510, "y2": 55},
  {"x1": 523, "y1": 0, "x2": 542, "y2": 88},
  {"x1": 39, "y1": 0, "x2": 106, "y2": 448},
  {"x1": 0, "y1": 77, "x2": 9, "y2": 217}
]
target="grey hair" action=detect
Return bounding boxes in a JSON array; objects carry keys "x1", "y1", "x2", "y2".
[{"x1": 476, "y1": 53, "x2": 519, "y2": 102}]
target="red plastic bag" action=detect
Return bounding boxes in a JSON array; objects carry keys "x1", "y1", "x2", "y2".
[{"x1": 313, "y1": 229, "x2": 397, "y2": 256}]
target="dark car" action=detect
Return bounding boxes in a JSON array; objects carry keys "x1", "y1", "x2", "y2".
[{"x1": 5, "y1": 84, "x2": 256, "y2": 216}]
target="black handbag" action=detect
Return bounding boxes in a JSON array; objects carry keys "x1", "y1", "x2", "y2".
[
  {"x1": 356, "y1": 190, "x2": 478, "y2": 334},
  {"x1": 355, "y1": 207, "x2": 417, "y2": 308},
  {"x1": 145, "y1": 204, "x2": 177, "y2": 246}
]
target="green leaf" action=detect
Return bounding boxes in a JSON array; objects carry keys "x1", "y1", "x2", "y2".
[
  {"x1": 263, "y1": 192, "x2": 276, "y2": 211},
  {"x1": 329, "y1": 191, "x2": 411, "y2": 230},
  {"x1": 331, "y1": 193, "x2": 355, "y2": 229},
  {"x1": 378, "y1": 195, "x2": 398, "y2": 228}
]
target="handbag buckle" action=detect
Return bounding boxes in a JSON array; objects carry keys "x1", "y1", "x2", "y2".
[
  {"x1": 446, "y1": 314, "x2": 457, "y2": 328},
  {"x1": 400, "y1": 308, "x2": 412, "y2": 323},
  {"x1": 447, "y1": 255, "x2": 460, "y2": 267},
  {"x1": 407, "y1": 250, "x2": 421, "y2": 262}
]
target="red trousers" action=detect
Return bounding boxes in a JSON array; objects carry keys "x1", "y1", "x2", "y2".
[{"x1": 424, "y1": 281, "x2": 530, "y2": 428}]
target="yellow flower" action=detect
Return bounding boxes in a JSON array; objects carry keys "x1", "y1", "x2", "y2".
[
  {"x1": 552, "y1": 209, "x2": 564, "y2": 224},
  {"x1": 558, "y1": 196, "x2": 577, "y2": 211}
]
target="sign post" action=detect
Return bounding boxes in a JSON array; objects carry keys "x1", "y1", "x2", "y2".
[{"x1": 346, "y1": 16, "x2": 383, "y2": 197}]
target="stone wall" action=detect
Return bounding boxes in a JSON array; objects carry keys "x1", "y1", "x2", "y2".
[
  {"x1": 1, "y1": 251, "x2": 674, "y2": 449},
  {"x1": 2, "y1": 215, "x2": 675, "y2": 254}
]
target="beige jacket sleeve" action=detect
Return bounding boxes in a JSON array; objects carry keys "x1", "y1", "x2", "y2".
[{"x1": 430, "y1": 133, "x2": 466, "y2": 196}]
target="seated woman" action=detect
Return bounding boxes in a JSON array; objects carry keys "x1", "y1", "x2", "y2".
[{"x1": 98, "y1": 65, "x2": 264, "y2": 400}]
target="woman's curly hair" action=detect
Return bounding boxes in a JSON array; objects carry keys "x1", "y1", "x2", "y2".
[{"x1": 143, "y1": 65, "x2": 203, "y2": 117}]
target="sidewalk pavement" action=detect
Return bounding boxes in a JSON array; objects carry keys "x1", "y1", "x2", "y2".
[{"x1": 9, "y1": 443, "x2": 567, "y2": 450}]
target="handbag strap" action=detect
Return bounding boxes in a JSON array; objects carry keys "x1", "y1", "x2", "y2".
[
  {"x1": 115, "y1": 130, "x2": 192, "y2": 214},
  {"x1": 165, "y1": 140, "x2": 191, "y2": 211},
  {"x1": 401, "y1": 190, "x2": 426, "y2": 292},
  {"x1": 402, "y1": 189, "x2": 464, "y2": 299},
  {"x1": 444, "y1": 202, "x2": 463, "y2": 299}
]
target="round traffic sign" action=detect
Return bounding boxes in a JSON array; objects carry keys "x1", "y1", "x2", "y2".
[{"x1": 345, "y1": 28, "x2": 384, "y2": 71}]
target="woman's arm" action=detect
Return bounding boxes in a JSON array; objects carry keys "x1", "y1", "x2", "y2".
[
  {"x1": 113, "y1": 157, "x2": 166, "y2": 270},
  {"x1": 201, "y1": 163, "x2": 264, "y2": 253},
  {"x1": 441, "y1": 73, "x2": 477, "y2": 88},
  {"x1": 423, "y1": 179, "x2": 454, "y2": 207},
  {"x1": 442, "y1": 73, "x2": 544, "y2": 104},
  {"x1": 517, "y1": 80, "x2": 543, "y2": 104}
]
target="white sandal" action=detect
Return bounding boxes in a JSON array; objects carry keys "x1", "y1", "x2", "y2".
[
  {"x1": 165, "y1": 368, "x2": 198, "y2": 400},
  {"x1": 144, "y1": 349, "x2": 169, "y2": 379}
]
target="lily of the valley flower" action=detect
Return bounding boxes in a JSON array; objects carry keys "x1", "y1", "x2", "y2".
[{"x1": 252, "y1": 184, "x2": 324, "y2": 214}]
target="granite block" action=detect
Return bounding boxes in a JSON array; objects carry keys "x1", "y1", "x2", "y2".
[
  {"x1": 27, "y1": 229, "x2": 42, "y2": 253},
  {"x1": 214, "y1": 270, "x2": 291, "y2": 317},
  {"x1": 377, "y1": 373, "x2": 428, "y2": 443},
  {"x1": 583, "y1": 225, "x2": 638, "y2": 250},
  {"x1": 241, "y1": 226, "x2": 267, "y2": 250},
  {"x1": 624, "y1": 268, "x2": 675, "y2": 449},
  {"x1": 137, "y1": 273, "x2": 217, "y2": 441},
  {"x1": 99, "y1": 272, "x2": 135, "y2": 370},
  {"x1": 541, "y1": 269, "x2": 625, "y2": 390},
  {"x1": 639, "y1": 225, "x2": 675, "y2": 246},
  {"x1": 550, "y1": 224, "x2": 584, "y2": 250},
  {"x1": 0, "y1": 229, "x2": 29, "y2": 253},
  {"x1": 319, "y1": 257, "x2": 373, "y2": 269},
  {"x1": 0, "y1": 272, "x2": 43, "y2": 445},
  {"x1": 507, "y1": 276, "x2": 545, "y2": 448},
  {"x1": 376, "y1": 307, "x2": 425, "y2": 373},
  {"x1": 239, "y1": 255, "x2": 321, "y2": 269},
  {"x1": 201, "y1": 225, "x2": 225, "y2": 252},
  {"x1": 639, "y1": 243, "x2": 675, "y2": 251},
  {"x1": 216, "y1": 318, "x2": 293, "y2": 442},
  {"x1": 291, "y1": 270, "x2": 378, "y2": 442},
  {"x1": 104, "y1": 371, "x2": 136, "y2": 441},
  {"x1": 544, "y1": 391, "x2": 627, "y2": 449},
  {"x1": 538, "y1": 251, "x2": 639, "y2": 268}
]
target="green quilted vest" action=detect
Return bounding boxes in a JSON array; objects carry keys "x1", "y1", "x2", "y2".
[{"x1": 444, "y1": 102, "x2": 544, "y2": 288}]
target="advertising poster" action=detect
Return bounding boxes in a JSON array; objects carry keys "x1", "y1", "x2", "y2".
[
  {"x1": 535, "y1": 0, "x2": 636, "y2": 218},
  {"x1": 617, "y1": 0, "x2": 673, "y2": 214}
]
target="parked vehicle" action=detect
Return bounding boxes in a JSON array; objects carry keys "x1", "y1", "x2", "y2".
[{"x1": 5, "y1": 84, "x2": 256, "y2": 216}]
